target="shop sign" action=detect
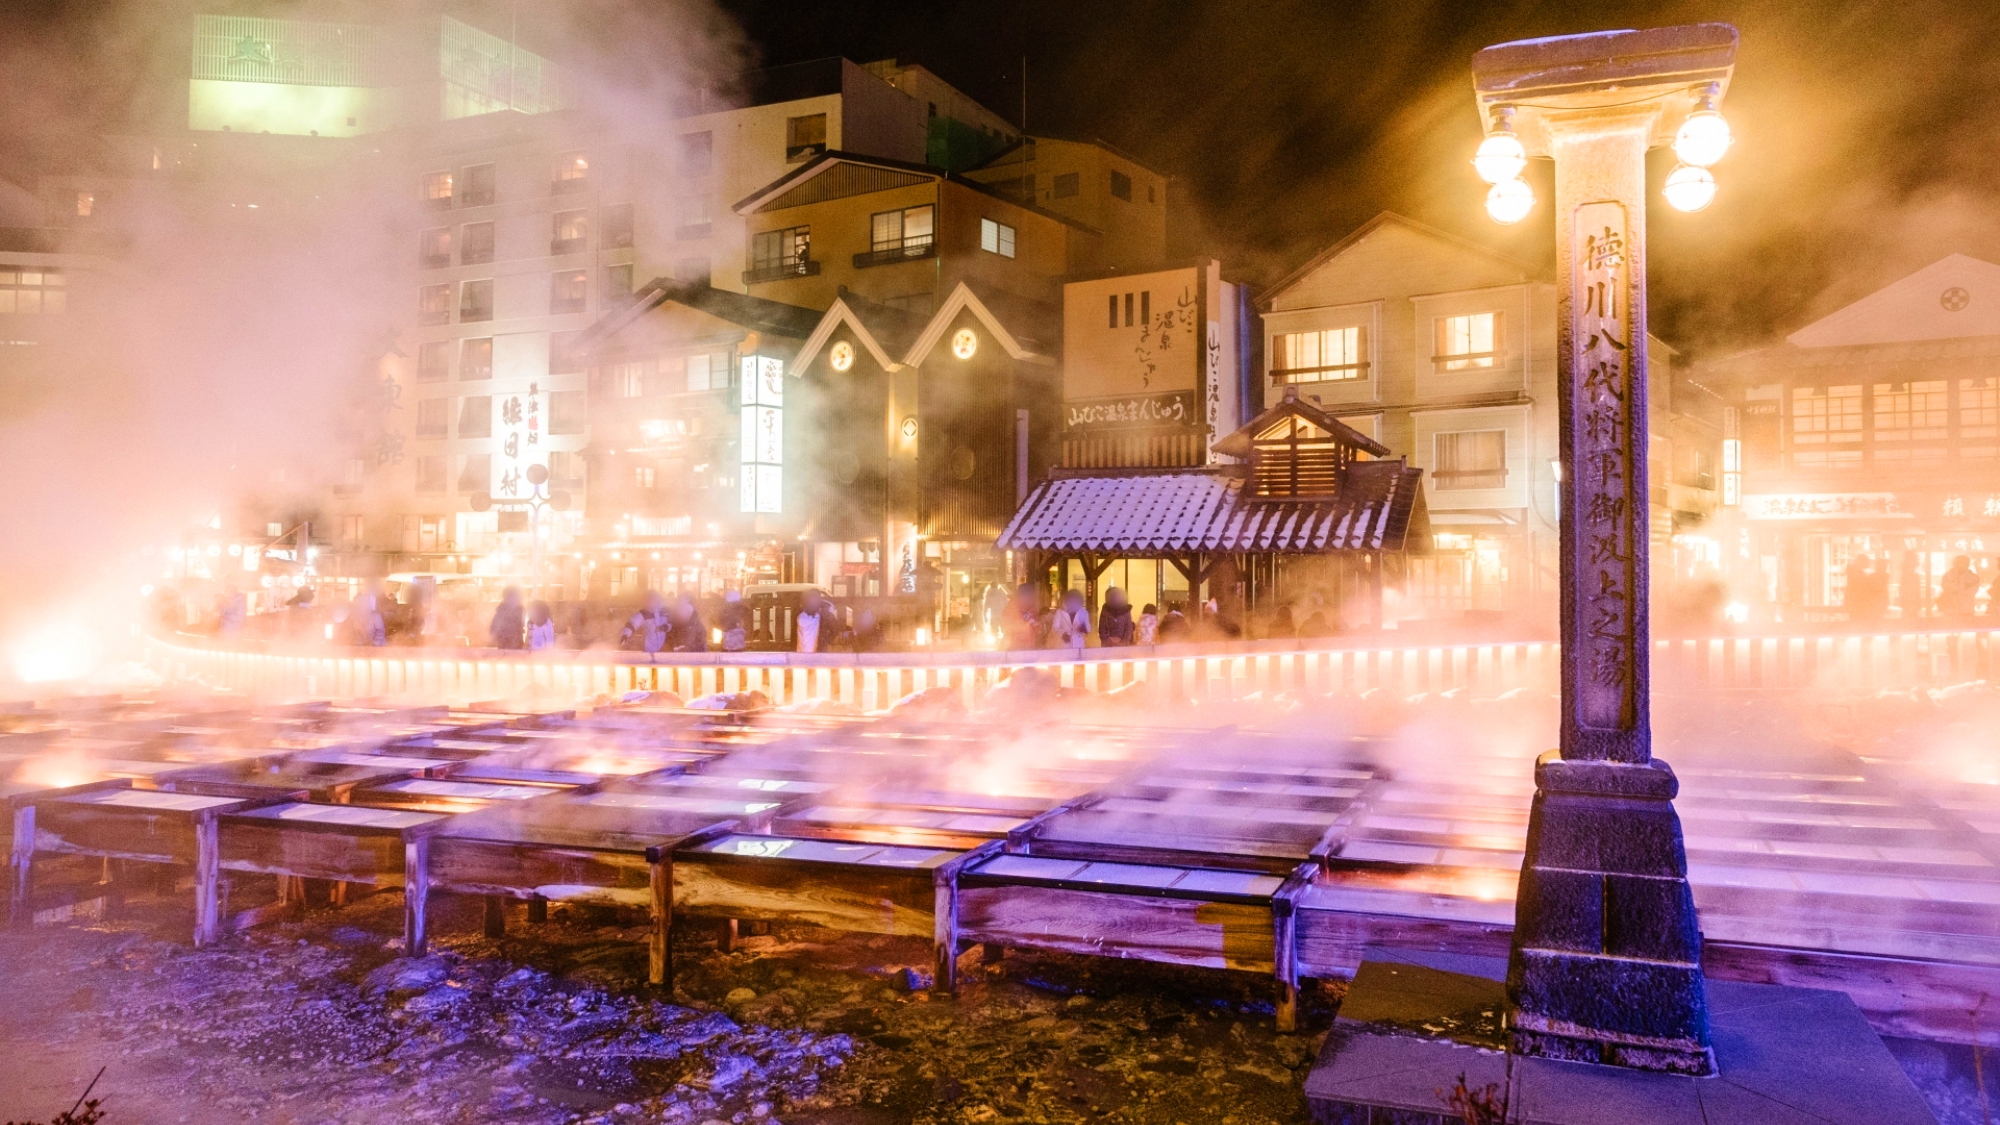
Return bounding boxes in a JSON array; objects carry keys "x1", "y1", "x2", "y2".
[
  {"x1": 1743, "y1": 492, "x2": 1911, "y2": 520},
  {"x1": 1064, "y1": 391, "x2": 1193, "y2": 431}
]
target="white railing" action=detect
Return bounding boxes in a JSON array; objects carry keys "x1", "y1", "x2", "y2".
[{"x1": 144, "y1": 627, "x2": 2000, "y2": 706}]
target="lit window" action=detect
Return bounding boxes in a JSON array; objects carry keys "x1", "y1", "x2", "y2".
[
  {"x1": 1790, "y1": 385, "x2": 1862, "y2": 468},
  {"x1": 553, "y1": 152, "x2": 589, "y2": 192},
  {"x1": 749, "y1": 226, "x2": 812, "y2": 279},
  {"x1": 1872, "y1": 380, "x2": 1948, "y2": 450},
  {"x1": 635, "y1": 465, "x2": 656, "y2": 489},
  {"x1": 1274, "y1": 327, "x2": 1366, "y2": 383},
  {"x1": 869, "y1": 205, "x2": 935, "y2": 258},
  {"x1": 0, "y1": 268, "x2": 65, "y2": 314},
  {"x1": 552, "y1": 209, "x2": 589, "y2": 254},
  {"x1": 1433, "y1": 430, "x2": 1507, "y2": 490},
  {"x1": 1435, "y1": 313, "x2": 1501, "y2": 370},
  {"x1": 421, "y1": 171, "x2": 454, "y2": 207},
  {"x1": 785, "y1": 114, "x2": 826, "y2": 162},
  {"x1": 980, "y1": 218, "x2": 1016, "y2": 258},
  {"x1": 75, "y1": 192, "x2": 94, "y2": 217}
]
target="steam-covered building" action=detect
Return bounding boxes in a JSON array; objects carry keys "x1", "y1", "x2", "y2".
[
  {"x1": 1702, "y1": 253, "x2": 2000, "y2": 623},
  {"x1": 1257, "y1": 212, "x2": 1712, "y2": 629}
]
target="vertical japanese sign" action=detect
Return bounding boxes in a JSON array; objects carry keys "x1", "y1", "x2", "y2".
[
  {"x1": 739, "y1": 355, "x2": 783, "y2": 514},
  {"x1": 1573, "y1": 202, "x2": 1637, "y2": 731},
  {"x1": 495, "y1": 382, "x2": 542, "y2": 497},
  {"x1": 1202, "y1": 260, "x2": 1236, "y2": 464}
]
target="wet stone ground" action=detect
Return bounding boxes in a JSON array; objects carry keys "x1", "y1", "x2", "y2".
[{"x1": 0, "y1": 886, "x2": 1337, "y2": 1124}]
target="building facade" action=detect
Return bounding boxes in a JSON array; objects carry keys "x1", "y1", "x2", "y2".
[
  {"x1": 1257, "y1": 213, "x2": 1710, "y2": 627},
  {"x1": 1703, "y1": 254, "x2": 2000, "y2": 623}
]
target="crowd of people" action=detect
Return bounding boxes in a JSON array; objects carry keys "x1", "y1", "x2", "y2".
[
  {"x1": 1844, "y1": 553, "x2": 1991, "y2": 624},
  {"x1": 993, "y1": 583, "x2": 1250, "y2": 651}
]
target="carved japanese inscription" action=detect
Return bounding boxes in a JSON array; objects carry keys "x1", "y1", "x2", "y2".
[{"x1": 1572, "y1": 201, "x2": 1638, "y2": 731}]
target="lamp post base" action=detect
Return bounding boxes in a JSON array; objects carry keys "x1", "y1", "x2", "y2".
[{"x1": 1506, "y1": 752, "x2": 1714, "y2": 1075}]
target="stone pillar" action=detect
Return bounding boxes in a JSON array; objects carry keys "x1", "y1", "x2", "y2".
[{"x1": 1471, "y1": 24, "x2": 1737, "y2": 1077}]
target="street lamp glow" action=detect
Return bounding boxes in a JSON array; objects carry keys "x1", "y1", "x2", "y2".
[
  {"x1": 1673, "y1": 109, "x2": 1732, "y2": 167},
  {"x1": 1663, "y1": 163, "x2": 1717, "y2": 212},
  {"x1": 1472, "y1": 131, "x2": 1527, "y2": 184},
  {"x1": 1485, "y1": 177, "x2": 1534, "y2": 224}
]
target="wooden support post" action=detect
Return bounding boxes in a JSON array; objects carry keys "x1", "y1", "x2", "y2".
[
  {"x1": 718, "y1": 917, "x2": 738, "y2": 953},
  {"x1": 483, "y1": 894, "x2": 506, "y2": 939},
  {"x1": 648, "y1": 851, "x2": 671, "y2": 991},
  {"x1": 527, "y1": 893, "x2": 548, "y2": 924},
  {"x1": 403, "y1": 837, "x2": 430, "y2": 956},
  {"x1": 1273, "y1": 863, "x2": 1313, "y2": 1033},
  {"x1": 193, "y1": 814, "x2": 222, "y2": 948},
  {"x1": 933, "y1": 874, "x2": 959, "y2": 994},
  {"x1": 9, "y1": 806, "x2": 33, "y2": 928}
]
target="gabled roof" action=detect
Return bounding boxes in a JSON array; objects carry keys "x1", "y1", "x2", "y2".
[
  {"x1": 1261, "y1": 211, "x2": 1541, "y2": 309},
  {"x1": 733, "y1": 150, "x2": 1101, "y2": 233},
  {"x1": 1211, "y1": 387, "x2": 1391, "y2": 459},
  {"x1": 792, "y1": 287, "x2": 931, "y2": 373},
  {"x1": 997, "y1": 460, "x2": 1427, "y2": 554},
  {"x1": 1787, "y1": 253, "x2": 2000, "y2": 348},
  {"x1": 794, "y1": 281, "x2": 1057, "y2": 373},
  {"x1": 904, "y1": 282, "x2": 1056, "y2": 367},
  {"x1": 568, "y1": 279, "x2": 821, "y2": 358}
]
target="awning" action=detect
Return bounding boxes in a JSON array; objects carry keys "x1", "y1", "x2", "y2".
[{"x1": 998, "y1": 461, "x2": 1427, "y2": 554}]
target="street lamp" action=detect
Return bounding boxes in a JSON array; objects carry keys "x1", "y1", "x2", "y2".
[{"x1": 1474, "y1": 107, "x2": 1535, "y2": 223}]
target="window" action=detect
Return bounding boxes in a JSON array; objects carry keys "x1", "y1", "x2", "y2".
[
  {"x1": 550, "y1": 389, "x2": 587, "y2": 434},
  {"x1": 679, "y1": 131, "x2": 713, "y2": 177},
  {"x1": 1790, "y1": 385, "x2": 1862, "y2": 469},
  {"x1": 1108, "y1": 294, "x2": 1118, "y2": 329},
  {"x1": 686, "y1": 352, "x2": 726, "y2": 392},
  {"x1": 1433, "y1": 430, "x2": 1508, "y2": 490},
  {"x1": 605, "y1": 263, "x2": 633, "y2": 297},
  {"x1": 1872, "y1": 381, "x2": 1948, "y2": 459},
  {"x1": 1963, "y1": 378, "x2": 1998, "y2": 459},
  {"x1": 610, "y1": 360, "x2": 651, "y2": 398},
  {"x1": 1434, "y1": 312, "x2": 1501, "y2": 370},
  {"x1": 600, "y1": 203, "x2": 633, "y2": 248},
  {"x1": 553, "y1": 151, "x2": 589, "y2": 192},
  {"x1": 552, "y1": 209, "x2": 589, "y2": 254},
  {"x1": 458, "y1": 453, "x2": 490, "y2": 493},
  {"x1": 339, "y1": 514, "x2": 365, "y2": 549},
  {"x1": 1110, "y1": 169, "x2": 1132, "y2": 201},
  {"x1": 459, "y1": 163, "x2": 495, "y2": 206},
  {"x1": 458, "y1": 395, "x2": 493, "y2": 438},
  {"x1": 634, "y1": 465, "x2": 657, "y2": 489},
  {"x1": 748, "y1": 226, "x2": 812, "y2": 280},
  {"x1": 980, "y1": 218, "x2": 1016, "y2": 258},
  {"x1": 421, "y1": 171, "x2": 454, "y2": 207},
  {"x1": 785, "y1": 114, "x2": 826, "y2": 162},
  {"x1": 1053, "y1": 172, "x2": 1080, "y2": 199},
  {"x1": 677, "y1": 192, "x2": 712, "y2": 237},
  {"x1": 418, "y1": 283, "x2": 452, "y2": 325},
  {"x1": 341, "y1": 458, "x2": 366, "y2": 492},
  {"x1": 0, "y1": 268, "x2": 65, "y2": 314},
  {"x1": 419, "y1": 227, "x2": 451, "y2": 268},
  {"x1": 551, "y1": 269, "x2": 588, "y2": 314},
  {"x1": 402, "y1": 515, "x2": 446, "y2": 552},
  {"x1": 459, "y1": 337, "x2": 492, "y2": 380},
  {"x1": 547, "y1": 450, "x2": 585, "y2": 489},
  {"x1": 459, "y1": 220, "x2": 494, "y2": 265},
  {"x1": 416, "y1": 456, "x2": 447, "y2": 492},
  {"x1": 549, "y1": 331, "x2": 584, "y2": 374},
  {"x1": 459, "y1": 279, "x2": 492, "y2": 322},
  {"x1": 415, "y1": 398, "x2": 449, "y2": 437},
  {"x1": 1274, "y1": 327, "x2": 1367, "y2": 383},
  {"x1": 75, "y1": 191, "x2": 94, "y2": 217},
  {"x1": 417, "y1": 341, "x2": 450, "y2": 383},
  {"x1": 867, "y1": 204, "x2": 935, "y2": 260}
]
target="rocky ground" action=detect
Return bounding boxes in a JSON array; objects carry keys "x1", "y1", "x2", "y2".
[{"x1": 0, "y1": 885, "x2": 1338, "y2": 1125}]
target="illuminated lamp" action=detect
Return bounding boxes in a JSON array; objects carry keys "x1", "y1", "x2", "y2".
[
  {"x1": 1663, "y1": 164, "x2": 1717, "y2": 212},
  {"x1": 951, "y1": 328, "x2": 978, "y2": 360},
  {"x1": 1673, "y1": 85, "x2": 1732, "y2": 167},
  {"x1": 829, "y1": 340, "x2": 855, "y2": 371},
  {"x1": 1485, "y1": 177, "x2": 1534, "y2": 224},
  {"x1": 1472, "y1": 108, "x2": 1527, "y2": 184}
]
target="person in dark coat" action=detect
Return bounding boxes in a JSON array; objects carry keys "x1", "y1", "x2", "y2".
[
  {"x1": 620, "y1": 591, "x2": 671, "y2": 653},
  {"x1": 668, "y1": 595, "x2": 708, "y2": 652},
  {"x1": 1098, "y1": 586, "x2": 1136, "y2": 647},
  {"x1": 489, "y1": 586, "x2": 526, "y2": 650},
  {"x1": 1157, "y1": 603, "x2": 1191, "y2": 642},
  {"x1": 718, "y1": 590, "x2": 750, "y2": 651},
  {"x1": 1004, "y1": 582, "x2": 1045, "y2": 650}
]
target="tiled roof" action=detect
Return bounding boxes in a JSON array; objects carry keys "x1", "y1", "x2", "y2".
[{"x1": 999, "y1": 461, "x2": 1425, "y2": 554}]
